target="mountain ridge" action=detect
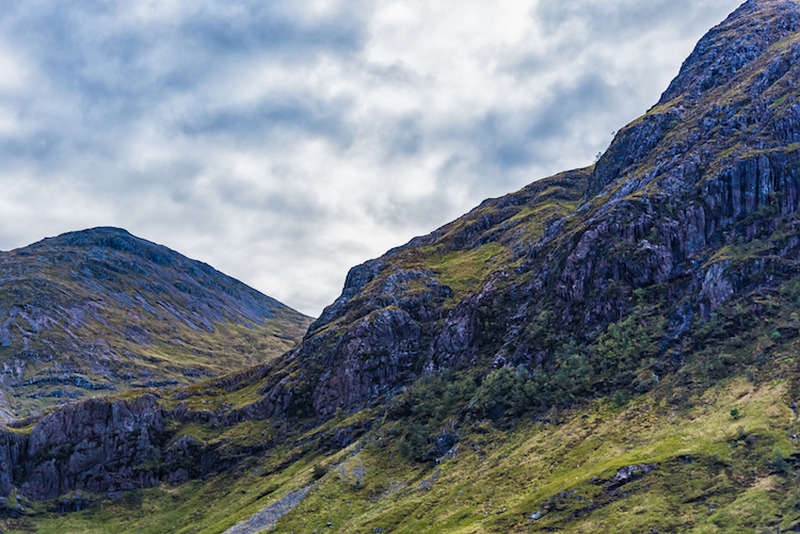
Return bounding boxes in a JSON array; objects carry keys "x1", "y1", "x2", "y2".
[{"x1": 262, "y1": 0, "x2": 800, "y2": 424}]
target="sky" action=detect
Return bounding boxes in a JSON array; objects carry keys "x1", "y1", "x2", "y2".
[{"x1": 0, "y1": 0, "x2": 743, "y2": 317}]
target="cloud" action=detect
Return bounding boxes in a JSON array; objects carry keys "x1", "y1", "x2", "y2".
[
  {"x1": 0, "y1": 0, "x2": 743, "y2": 316},
  {"x1": 179, "y1": 93, "x2": 356, "y2": 152},
  {"x1": 534, "y1": 0, "x2": 736, "y2": 41}
]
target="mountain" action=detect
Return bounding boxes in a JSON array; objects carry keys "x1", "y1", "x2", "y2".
[
  {"x1": 2, "y1": 0, "x2": 800, "y2": 532},
  {"x1": 250, "y1": 0, "x2": 800, "y2": 423},
  {"x1": 0, "y1": 227, "x2": 312, "y2": 420}
]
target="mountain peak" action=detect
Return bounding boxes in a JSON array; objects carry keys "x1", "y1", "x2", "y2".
[
  {"x1": 33, "y1": 226, "x2": 132, "y2": 246},
  {"x1": 588, "y1": 0, "x2": 800, "y2": 198},
  {"x1": 58, "y1": 226, "x2": 133, "y2": 243},
  {"x1": 658, "y1": 0, "x2": 800, "y2": 107},
  {"x1": 27, "y1": 226, "x2": 179, "y2": 267}
]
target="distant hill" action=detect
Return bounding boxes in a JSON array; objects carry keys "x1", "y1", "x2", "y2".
[{"x1": 0, "y1": 227, "x2": 312, "y2": 420}]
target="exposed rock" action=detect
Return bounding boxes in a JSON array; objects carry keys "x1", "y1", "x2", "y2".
[
  {"x1": 417, "y1": 468, "x2": 442, "y2": 490},
  {"x1": 57, "y1": 491, "x2": 91, "y2": 513},
  {"x1": 22, "y1": 394, "x2": 166, "y2": 500},
  {"x1": 606, "y1": 464, "x2": 658, "y2": 490},
  {"x1": 701, "y1": 262, "x2": 735, "y2": 313},
  {"x1": 223, "y1": 484, "x2": 313, "y2": 534}
]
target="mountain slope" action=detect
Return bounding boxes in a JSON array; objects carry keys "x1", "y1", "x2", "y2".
[
  {"x1": 242, "y1": 0, "x2": 800, "y2": 422},
  {"x1": 3, "y1": 0, "x2": 800, "y2": 532},
  {"x1": 0, "y1": 227, "x2": 312, "y2": 420}
]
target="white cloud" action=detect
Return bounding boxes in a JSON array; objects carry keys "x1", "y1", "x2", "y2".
[{"x1": 0, "y1": 0, "x2": 743, "y2": 316}]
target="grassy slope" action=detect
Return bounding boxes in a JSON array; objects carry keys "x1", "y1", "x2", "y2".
[
  {"x1": 7, "y1": 365, "x2": 798, "y2": 534},
  {"x1": 1, "y1": 312, "x2": 309, "y2": 419},
  {"x1": 418, "y1": 169, "x2": 589, "y2": 302}
]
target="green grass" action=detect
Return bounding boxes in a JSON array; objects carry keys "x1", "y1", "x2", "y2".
[
  {"x1": 426, "y1": 243, "x2": 506, "y2": 298},
  {"x1": 244, "y1": 371, "x2": 797, "y2": 534}
]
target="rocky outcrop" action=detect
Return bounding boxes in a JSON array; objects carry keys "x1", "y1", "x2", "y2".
[
  {"x1": 223, "y1": 484, "x2": 313, "y2": 534},
  {"x1": 0, "y1": 393, "x2": 267, "y2": 504},
  {"x1": 703, "y1": 151, "x2": 800, "y2": 234},
  {"x1": 311, "y1": 306, "x2": 424, "y2": 415},
  {"x1": 19, "y1": 395, "x2": 166, "y2": 500},
  {"x1": 291, "y1": 265, "x2": 456, "y2": 416},
  {"x1": 658, "y1": 0, "x2": 800, "y2": 106},
  {"x1": 0, "y1": 431, "x2": 27, "y2": 497}
]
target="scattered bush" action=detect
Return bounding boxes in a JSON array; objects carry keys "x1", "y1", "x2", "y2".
[
  {"x1": 770, "y1": 450, "x2": 791, "y2": 475},
  {"x1": 311, "y1": 464, "x2": 328, "y2": 480}
]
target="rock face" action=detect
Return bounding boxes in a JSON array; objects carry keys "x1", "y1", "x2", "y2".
[
  {"x1": 247, "y1": 0, "x2": 800, "y2": 417},
  {"x1": 0, "y1": 394, "x2": 210, "y2": 503},
  {"x1": 0, "y1": 227, "x2": 312, "y2": 419},
  {"x1": 21, "y1": 395, "x2": 165, "y2": 500}
]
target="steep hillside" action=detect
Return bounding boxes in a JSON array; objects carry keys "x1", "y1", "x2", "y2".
[
  {"x1": 2, "y1": 0, "x2": 800, "y2": 533},
  {"x1": 246, "y1": 0, "x2": 800, "y2": 422},
  {"x1": 0, "y1": 227, "x2": 312, "y2": 420}
]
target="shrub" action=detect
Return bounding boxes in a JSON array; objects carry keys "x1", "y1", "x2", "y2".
[
  {"x1": 770, "y1": 450, "x2": 791, "y2": 475},
  {"x1": 311, "y1": 464, "x2": 328, "y2": 480}
]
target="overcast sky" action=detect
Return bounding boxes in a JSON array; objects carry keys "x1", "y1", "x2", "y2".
[{"x1": 0, "y1": 0, "x2": 743, "y2": 317}]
